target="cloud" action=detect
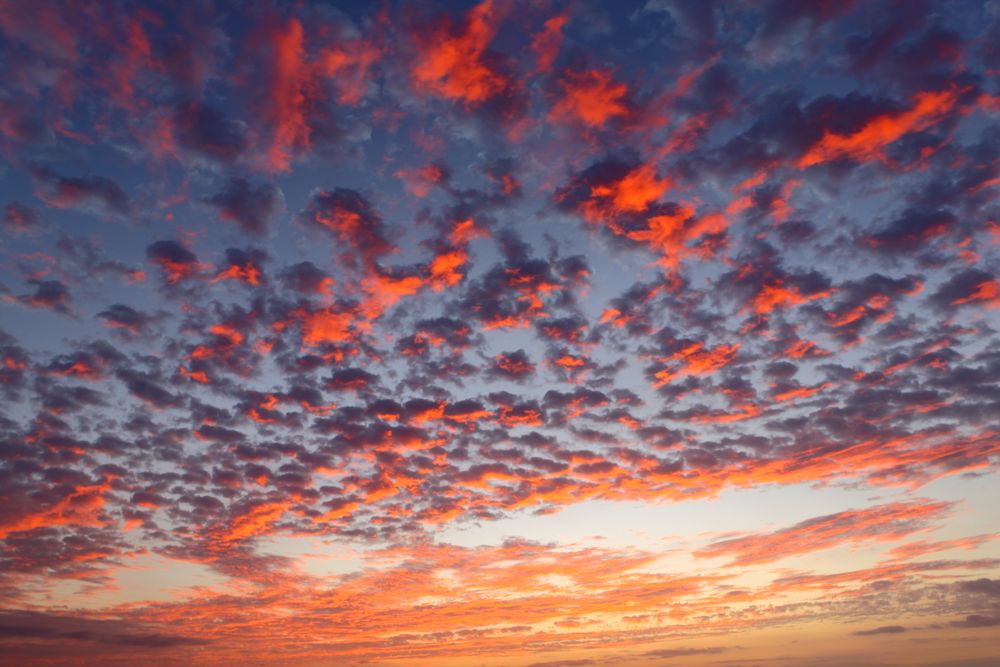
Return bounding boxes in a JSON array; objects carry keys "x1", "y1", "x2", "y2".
[
  {"x1": 549, "y1": 69, "x2": 631, "y2": 128},
  {"x1": 206, "y1": 179, "x2": 283, "y2": 235},
  {"x1": 854, "y1": 625, "x2": 906, "y2": 636},
  {"x1": 642, "y1": 646, "x2": 728, "y2": 659},
  {"x1": 0, "y1": 610, "x2": 211, "y2": 651},
  {"x1": 0, "y1": 2, "x2": 998, "y2": 665},
  {"x1": 30, "y1": 167, "x2": 132, "y2": 216},
  {"x1": 957, "y1": 578, "x2": 1000, "y2": 597},
  {"x1": 2, "y1": 203, "x2": 42, "y2": 233},
  {"x1": 172, "y1": 101, "x2": 250, "y2": 164},
  {"x1": 408, "y1": 0, "x2": 522, "y2": 117},
  {"x1": 930, "y1": 269, "x2": 1000, "y2": 310},
  {"x1": 146, "y1": 240, "x2": 205, "y2": 284},
  {"x1": 298, "y1": 188, "x2": 393, "y2": 269},
  {"x1": 18, "y1": 280, "x2": 73, "y2": 315},
  {"x1": 696, "y1": 500, "x2": 954, "y2": 566}
]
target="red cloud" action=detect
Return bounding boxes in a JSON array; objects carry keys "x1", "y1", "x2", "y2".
[
  {"x1": 797, "y1": 88, "x2": 960, "y2": 168},
  {"x1": 549, "y1": 69, "x2": 630, "y2": 128},
  {"x1": 410, "y1": 0, "x2": 517, "y2": 109}
]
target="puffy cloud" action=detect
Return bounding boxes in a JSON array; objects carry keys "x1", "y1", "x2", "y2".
[
  {"x1": 146, "y1": 240, "x2": 205, "y2": 284},
  {"x1": 206, "y1": 179, "x2": 283, "y2": 236}
]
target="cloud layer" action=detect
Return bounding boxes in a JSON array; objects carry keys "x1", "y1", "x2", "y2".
[{"x1": 0, "y1": 0, "x2": 998, "y2": 665}]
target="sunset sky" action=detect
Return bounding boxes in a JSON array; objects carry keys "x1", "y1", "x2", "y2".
[{"x1": 1, "y1": 0, "x2": 999, "y2": 665}]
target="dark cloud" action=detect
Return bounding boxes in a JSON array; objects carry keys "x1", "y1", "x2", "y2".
[
  {"x1": 146, "y1": 240, "x2": 203, "y2": 283},
  {"x1": 642, "y1": 646, "x2": 728, "y2": 659},
  {"x1": 0, "y1": 610, "x2": 210, "y2": 649},
  {"x1": 854, "y1": 625, "x2": 906, "y2": 636},
  {"x1": 863, "y1": 209, "x2": 957, "y2": 254},
  {"x1": 487, "y1": 350, "x2": 536, "y2": 382},
  {"x1": 930, "y1": 269, "x2": 997, "y2": 310},
  {"x1": 298, "y1": 188, "x2": 393, "y2": 269},
  {"x1": 18, "y1": 280, "x2": 72, "y2": 314},
  {"x1": 97, "y1": 303, "x2": 154, "y2": 336},
  {"x1": 173, "y1": 101, "x2": 250, "y2": 164},
  {"x1": 30, "y1": 167, "x2": 131, "y2": 216},
  {"x1": 206, "y1": 178, "x2": 282, "y2": 235},
  {"x1": 958, "y1": 579, "x2": 1000, "y2": 597},
  {"x1": 950, "y1": 614, "x2": 1000, "y2": 628},
  {"x1": 2, "y1": 203, "x2": 41, "y2": 233}
]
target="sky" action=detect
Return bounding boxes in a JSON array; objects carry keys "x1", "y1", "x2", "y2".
[{"x1": 0, "y1": 0, "x2": 999, "y2": 665}]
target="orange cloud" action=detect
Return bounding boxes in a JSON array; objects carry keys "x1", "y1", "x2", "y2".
[
  {"x1": 263, "y1": 18, "x2": 311, "y2": 172},
  {"x1": 587, "y1": 163, "x2": 671, "y2": 214},
  {"x1": 410, "y1": 0, "x2": 514, "y2": 108},
  {"x1": 749, "y1": 279, "x2": 833, "y2": 314},
  {"x1": 550, "y1": 69, "x2": 629, "y2": 128},
  {"x1": 696, "y1": 500, "x2": 954, "y2": 566},
  {"x1": 653, "y1": 342, "x2": 739, "y2": 388},
  {"x1": 287, "y1": 306, "x2": 356, "y2": 347},
  {"x1": 0, "y1": 477, "x2": 115, "y2": 539},
  {"x1": 886, "y1": 533, "x2": 1000, "y2": 560},
  {"x1": 531, "y1": 12, "x2": 568, "y2": 74},
  {"x1": 797, "y1": 89, "x2": 960, "y2": 168},
  {"x1": 952, "y1": 278, "x2": 1000, "y2": 308},
  {"x1": 315, "y1": 34, "x2": 380, "y2": 106},
  {"x1": 395, "y1": 163, "x2": 448, "y2": 197}
]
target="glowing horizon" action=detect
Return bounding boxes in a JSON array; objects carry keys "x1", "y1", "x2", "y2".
[{"x1": 1, "y1": 1, "x2": 999, "y2": 665}]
